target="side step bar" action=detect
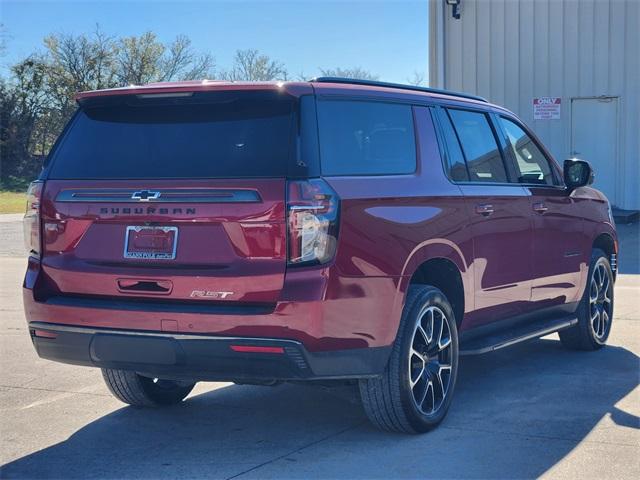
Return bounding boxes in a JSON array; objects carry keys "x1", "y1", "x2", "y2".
[{"x1": 459, "y1": 316, "x2": 578, "y2": 356}]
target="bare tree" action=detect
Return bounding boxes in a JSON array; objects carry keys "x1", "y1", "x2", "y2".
[
  {"x1": 319, "y1": 67, "x2": 379, "y2": 80},
  {"x1": 116, "y1": 32, "x2": 165, "y2": 85},
  {"x1": 1, "y1": 28, "x2": 217, "y2": 183},
  {"x1": 0, "y1": 23, "x2": 10, "y2": 58},
  {"x1": 159, "y1": 35, "x2": 215, "y2": 81},
  {"x1": 44, "y1": 27, "x2": 119, "y2": 113},
  {"x1": 407, "y1": 70, "x2": 426, "y2": 86},
  {"x1": 220, "y1": 49, "x2": 287, "y2": 81}
]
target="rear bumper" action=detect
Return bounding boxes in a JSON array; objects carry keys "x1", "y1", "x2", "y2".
[{"x1": 28, "y1": 322, "x2": 391, "y2": 381}]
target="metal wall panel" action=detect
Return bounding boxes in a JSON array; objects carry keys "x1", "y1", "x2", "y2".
[{"x1": 429, "y1": 0, "x2": 640, "y2": 210}]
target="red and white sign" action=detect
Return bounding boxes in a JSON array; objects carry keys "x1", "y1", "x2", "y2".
[{"x1": 533, "y1": 97, "x2": 561, "y2": 120}]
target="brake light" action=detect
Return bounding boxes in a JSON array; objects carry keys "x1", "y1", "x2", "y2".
[
  {"x1": 287, "y1": 179, "x2": 339, "y2": 266},
  {"x1": 23, "y1": 181, "x2": 43, "y2": 257}
]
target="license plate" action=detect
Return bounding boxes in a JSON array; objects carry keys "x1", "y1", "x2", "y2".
[{"x1": 124, "y1": 226, "x2": 178, "y2": 260}]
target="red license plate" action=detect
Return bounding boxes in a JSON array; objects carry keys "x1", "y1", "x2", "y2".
[{"x1": 124, "y1": 226, "x2": 178, "y2": 260}]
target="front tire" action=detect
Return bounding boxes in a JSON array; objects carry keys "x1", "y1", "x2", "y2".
[
  {"x1": 102, "y1": 369, "x2": 195, "y2": 407},
  {"x1": 559, "y1": 249, "x2": 614, "y2": 350},
  {"x1": 359, "y1": 285, "x2": 459, "y2": 433}
]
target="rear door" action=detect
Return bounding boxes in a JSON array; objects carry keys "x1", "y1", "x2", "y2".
[
  {"x1": 436, "y1": 107, "x2": 533, "y2": 326},
  {"x1": 39, "y1": 90, "x2": 297, "y2": 304}
]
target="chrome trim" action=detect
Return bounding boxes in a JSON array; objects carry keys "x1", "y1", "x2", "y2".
[
  {"x1": 28, "y1": 321, "x2": 303, "y2": 344},
  {"x1": 288, "y1": 205, "x2": 325, "y2": 211},
  {"x1": 55, "y1": 189, "x2": 262, "y2": 203}
]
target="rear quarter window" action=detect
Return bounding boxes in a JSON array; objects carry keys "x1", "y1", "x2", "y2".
[{"x1": 317, "y1": 100, "x2": 416, "y2": 176}]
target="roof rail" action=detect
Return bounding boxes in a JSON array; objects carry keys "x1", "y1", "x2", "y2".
[{"x1": 310, "y1": 77, "x2": 488, "y2": 103}]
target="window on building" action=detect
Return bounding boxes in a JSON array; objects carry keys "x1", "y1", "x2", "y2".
[
  {"x1": 499, "y1": 117, "x2": 557, "y2": 186},
  {"x1": 317, "y1": 100, "x2": 416, "y2": 176},
  {"x1": 447, "y1": 109, "x2": 508, "y2": 183}
]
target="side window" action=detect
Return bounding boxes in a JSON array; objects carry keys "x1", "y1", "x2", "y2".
[
  {"x1": 437, "y1": 109, "x2": 469, "y2": 181},
  {"x1": 447, "y1": 109, "x2": 509, "y2": 183},
  {"x1": 499, "y1": 117, "x2": 557, "y2": 185},
  {"x1": 317, "y1": 100, "x2": 416, "y2": 176}
]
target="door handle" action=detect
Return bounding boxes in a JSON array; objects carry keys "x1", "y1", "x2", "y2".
[
  {"x1": 117, "y1": 279, "x2": 172, "y2": 294},
  {"x1": 475, "y1": 204, "x2": 494, "y2": 216},
  {"x1": 533, "y1": 202, "x2": 548, "y2": 213}
]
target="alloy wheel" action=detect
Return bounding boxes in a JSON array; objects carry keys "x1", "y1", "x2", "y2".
[
  {"x1": 408, "y1": 305, "x2": 453, "y2": 415},
  {"x1": 589, "y1": 259, "x2": 613, "y2": 341}
]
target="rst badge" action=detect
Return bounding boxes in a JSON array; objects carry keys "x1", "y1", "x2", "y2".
[{"x1": 190, "y1": 290, "x2": 234, "y2": 299}]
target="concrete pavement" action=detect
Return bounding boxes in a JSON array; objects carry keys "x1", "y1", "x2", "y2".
[{"x1": 1, "y1": 215, "x2": 638, "y2": 479}]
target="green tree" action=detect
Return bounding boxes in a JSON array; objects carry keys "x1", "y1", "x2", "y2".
[{"x1": 0, "y1": 58, "x2": 50, "y2": 183}]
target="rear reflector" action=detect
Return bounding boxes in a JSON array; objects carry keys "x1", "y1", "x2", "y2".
[
  {"x1": 32, "y1": 329, "x2": 58, "y2": 339},
  {"x1": 230, "y1": 345, "x2": 285, "y2": 354}
]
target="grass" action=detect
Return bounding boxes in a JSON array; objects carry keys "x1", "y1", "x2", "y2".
[{"x1": 0, "y1": 190, "x2": 27, "y2": 214}]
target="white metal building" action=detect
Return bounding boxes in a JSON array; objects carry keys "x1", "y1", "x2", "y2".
[{"x1": 429, "y1": 0, "x2": 639, "y2": 211}]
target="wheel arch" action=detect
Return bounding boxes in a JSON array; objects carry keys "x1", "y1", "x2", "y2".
[
  {"x1": 407, "y1": 257, "x2": 466, "y2": 330},
  {"x1": 388, "y1": 240, "x2": 472, "y2": 347},
  {"x1": 592, "y1": 231, "x2": 617, "y2": 277},
  {"x1": 593, "y1": 232, "x2": 616, "y2": 257}
]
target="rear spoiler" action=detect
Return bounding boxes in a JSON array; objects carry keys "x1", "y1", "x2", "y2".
[{"x1": 75, "y1": 81, "x2": 313, "y2": 105}]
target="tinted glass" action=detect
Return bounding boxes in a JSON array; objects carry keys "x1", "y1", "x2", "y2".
[
  {"x1": 49, "y1": 91, "x2": 294, "y2": 179},
  {"x1": 448, "y1": 109, "x2": 508, "y2": 183},
  {"x1": 317, "y1": 100, "x2": 416, "y2": 175},
  {"x1": 439, "y1": 110, "x2": 469, "y2": 181},
  {"x1": 500, "y1": 117, "x2": 556, "y2": 185}
]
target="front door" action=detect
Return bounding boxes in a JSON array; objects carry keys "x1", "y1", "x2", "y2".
[
  {"x1": 496, "y1": 115, "x2": 587, "y2": 310},
  {"x1": 571, "y1": 97, "x2": 618, "y2": 205}
]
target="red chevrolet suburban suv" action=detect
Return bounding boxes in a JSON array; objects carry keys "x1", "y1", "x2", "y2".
[{"x1": 23, "y1": 78, "x2": 618, "y2": 433}]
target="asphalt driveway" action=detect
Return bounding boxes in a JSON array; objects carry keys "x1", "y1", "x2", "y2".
[{"x1": 1, "y1": 216, "x2": 638, "y2": 479}]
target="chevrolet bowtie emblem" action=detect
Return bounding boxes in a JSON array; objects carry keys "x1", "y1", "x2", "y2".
[{"x1": 131, "y1": 190, "x2": 161, "y2": 201}]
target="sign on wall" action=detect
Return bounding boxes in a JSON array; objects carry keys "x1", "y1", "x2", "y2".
[{"x1": 533, "y1": 97, "x2": 561, "y2": 120}]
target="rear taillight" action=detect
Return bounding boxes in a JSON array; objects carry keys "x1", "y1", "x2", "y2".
[
  {"x1": 23, "y1": 181, "x2": 43, "y2": 257},
  {"x1": 287, "y1": 179, "x2": 340, "y2": 266}
]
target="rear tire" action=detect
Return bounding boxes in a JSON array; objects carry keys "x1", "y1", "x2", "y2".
[
  {"x1": 359, "y1": 285, "x2": 459, "y2": 433},
  {"x1": 559, "y1": 249, "x2": 614, "y2": 350},
  {"x1": 102, "y1": 369, "x2": 195, "y2": 407}
]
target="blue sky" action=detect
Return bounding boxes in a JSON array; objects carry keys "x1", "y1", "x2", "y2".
[{"x1": 1, "y1": 0, "x2": 429, "y2": 84}]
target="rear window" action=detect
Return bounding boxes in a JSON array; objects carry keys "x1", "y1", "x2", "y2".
[
  {"x1": 48, "y1": 91, "x2": 295, "y2": 179},
  {"x1": 317, "y1": 100, "x2": 416, "y2": 176},
  {"x1": 447, "y1": 109, "x2": 508, "y2": 183}
]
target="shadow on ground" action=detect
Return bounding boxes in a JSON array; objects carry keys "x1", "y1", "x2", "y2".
[{"x1": 1, "y1": 338, "x2": 638, "y2": 479}]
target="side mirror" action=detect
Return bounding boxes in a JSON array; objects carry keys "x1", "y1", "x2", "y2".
[{"x1": 564, "y1": 158, "x2": 594, "y2": 191}]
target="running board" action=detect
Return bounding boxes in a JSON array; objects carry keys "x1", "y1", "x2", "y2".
[{"x1": 459, "y1": 316, "x2": 578, "y2": 356}]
